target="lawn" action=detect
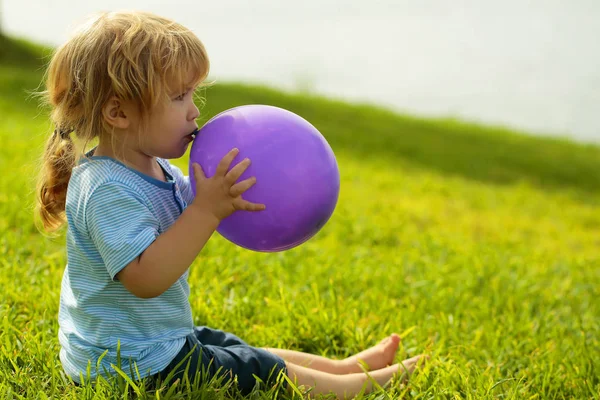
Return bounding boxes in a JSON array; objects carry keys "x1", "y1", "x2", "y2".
[{"x1": 1, "y1": 35, "x2": 599, "y2": 399}]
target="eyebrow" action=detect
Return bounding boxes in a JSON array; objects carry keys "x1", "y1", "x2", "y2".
[
  {"x1": 168, "y1": 83, "x2": 195, "y2": 93},
  {"x1": 168, "y1": 87, "x2": 192, "y2": 98}
]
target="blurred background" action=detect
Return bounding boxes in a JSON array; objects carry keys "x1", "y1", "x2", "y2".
[{"x1": 1, "y1": 0, "x2": 599, "y2": 143}]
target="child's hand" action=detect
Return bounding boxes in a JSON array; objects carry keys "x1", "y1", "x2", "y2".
[{"x1": 190, "y1": 148, "x2": 265, "y2": 221}]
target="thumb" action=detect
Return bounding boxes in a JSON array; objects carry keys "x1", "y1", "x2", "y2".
[{"x1": 192, "y1": 163, "x2": 206, "y2": 181}]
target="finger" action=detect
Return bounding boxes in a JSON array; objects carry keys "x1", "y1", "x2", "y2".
[
  {"x1": 215, "y1": 148, "x2": 239, "y2": 177},
  {"x1": 192, "y1": 163, "x2": 205, "y2": 181},
  {"x1": 225, "y1": 158, "x2": 251, "y2": 185},
  {"x1": 229, "y1": 176, "x2": 256, "y2": 197},
  {"x1": 234, "y1": 198, "x2": 266, "y2": 211}
]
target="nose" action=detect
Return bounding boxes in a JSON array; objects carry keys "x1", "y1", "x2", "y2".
[{"x1": 188, "y1": 101, "x2": 200, "y2": 121}]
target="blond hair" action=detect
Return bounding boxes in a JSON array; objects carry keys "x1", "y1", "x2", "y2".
[{"x1": 36, "y1": 10, "x2": 210, "y2": 232}]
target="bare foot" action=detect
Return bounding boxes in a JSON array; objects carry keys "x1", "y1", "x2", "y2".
[
  {"x1": 285, "y1": 354, "x2": 428, "y2": 398},
  {"x1": 367, "y1": 354, "x2": 427, "y2": 385},
  {"x1": 341, "y1": 333, "x2": 401, "y2": 373},
  {"x1": 393, "y1": 354, "x2": 426, "y2": 382}
]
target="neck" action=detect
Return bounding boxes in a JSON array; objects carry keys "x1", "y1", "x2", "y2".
[{"x1": 94, "y1": 141, "x2": 158, "y2": 178}]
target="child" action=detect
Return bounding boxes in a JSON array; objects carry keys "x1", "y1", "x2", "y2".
[{"x1": 36, "y1": 10, "x2": 426, "y2": 397}]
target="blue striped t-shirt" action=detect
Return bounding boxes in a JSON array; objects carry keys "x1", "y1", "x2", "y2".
[{"x1": 59, "y1": 155, "x2": 196, "y2": 383}]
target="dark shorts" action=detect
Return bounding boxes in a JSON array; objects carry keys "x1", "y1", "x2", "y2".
[{"x1": 151, "y1": 326, "x2": 287, "y2": 394}]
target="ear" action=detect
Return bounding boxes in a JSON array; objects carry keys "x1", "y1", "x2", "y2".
[{"x1": 102, "y1": 97, "x2": 132, "y2": 129}]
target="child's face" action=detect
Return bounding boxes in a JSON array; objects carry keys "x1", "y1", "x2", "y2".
[{"x1": 130, "y1": 81, "x2": 200, "y2": 160}]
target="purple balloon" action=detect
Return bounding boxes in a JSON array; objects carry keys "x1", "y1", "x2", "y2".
[{"x1": 189, "y1": 104, "x2": 340, "y2": 252}]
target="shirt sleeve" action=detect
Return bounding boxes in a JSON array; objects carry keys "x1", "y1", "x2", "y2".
[
  {"x1": 86, "y1": 182, "x2": 160, "y2": 280},
  {"x1": 167, "y1": 162, "x2": 195, "y2": 206}
]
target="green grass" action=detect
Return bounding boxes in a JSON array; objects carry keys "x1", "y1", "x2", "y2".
[{"x1": 1, "y1": 34, "x2": 599, "y2": 399}]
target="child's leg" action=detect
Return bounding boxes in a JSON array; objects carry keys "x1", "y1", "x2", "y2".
[
  {"x1": 263, "y1": 348, "x2": 342, "y2": 374},
  {"x1": 264, "y1": 333, "x2": 401, "y2": 374},
  {"x1": 285, "y1": 354, "x2": 425, "y2": 398}
]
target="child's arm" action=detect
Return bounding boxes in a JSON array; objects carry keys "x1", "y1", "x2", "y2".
[
  {"x1": 117, "y1": 149, "x2": 264, "y2": 298},
  {"x1": 116, "y1": 206, "x2": 219, "y2": 298}
]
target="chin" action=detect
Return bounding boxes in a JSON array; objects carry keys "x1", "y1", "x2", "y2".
[
  {"x1": 173, "y1": 145, "x2": 190, "y2": 159},
  {"x1": 166, "y1": 150, "x2": 186, "y2": 159},
  {"x1": 154, "y1": 149, "x2": 183, "y2": 160},
  {"x1": 154, "y1": 141, "x2": 191, "y2": 159}
]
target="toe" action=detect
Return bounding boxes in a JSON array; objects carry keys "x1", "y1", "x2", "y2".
[
  {"x1": 405, "y1": 354, "x2": 428, "y2": 370},
  {"x1": 381, "y1": 333, "x2": 400, "y2": 346},
  {"x1": 379, "y1": 336, "x2": 391, "y2": 345}
]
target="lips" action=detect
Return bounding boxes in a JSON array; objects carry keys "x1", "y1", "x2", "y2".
[{"x1": 185, "y1": 128, "x2": 199, "y2": 142}]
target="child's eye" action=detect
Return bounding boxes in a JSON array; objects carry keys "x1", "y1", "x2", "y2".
[{"x1": 174, "y1": 91, "x2": 188, "y2": 101}]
